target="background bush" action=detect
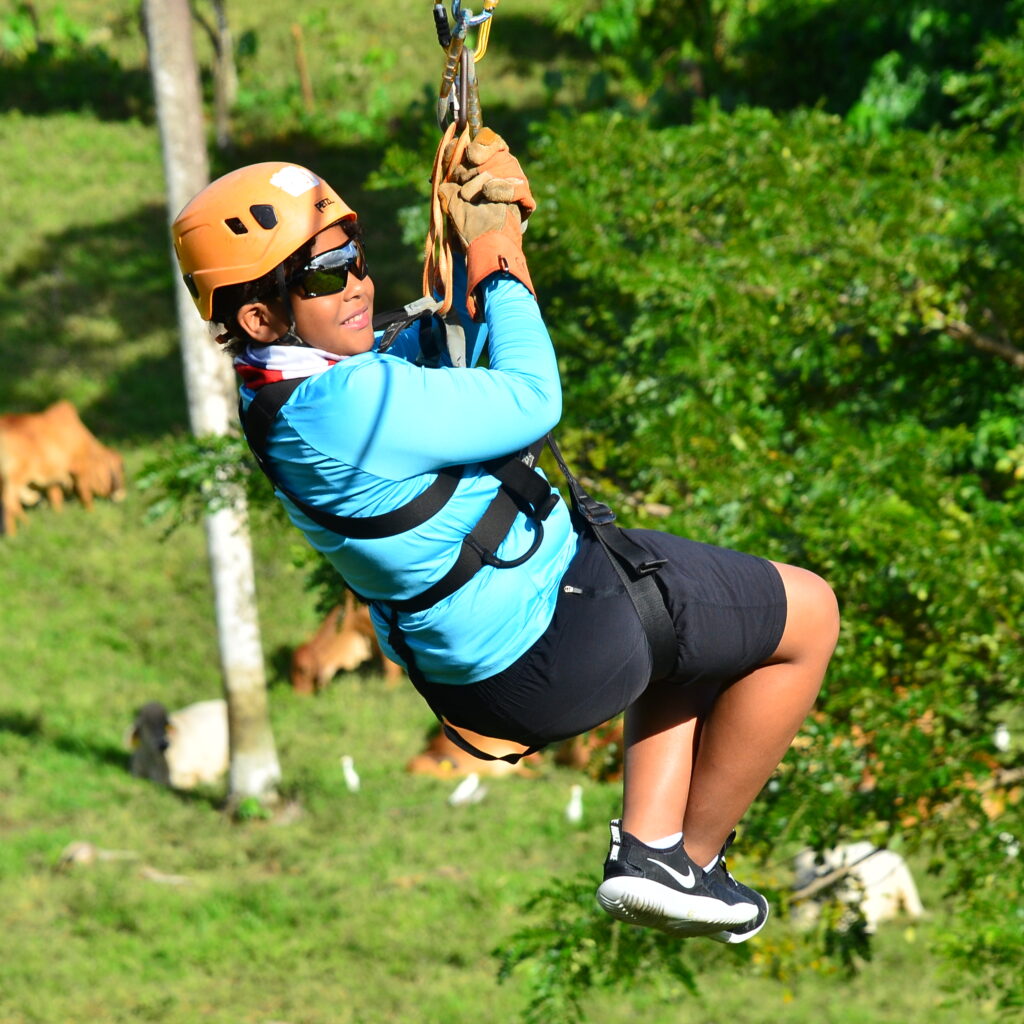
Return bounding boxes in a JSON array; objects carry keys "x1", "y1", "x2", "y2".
[{"x1": 514, "y1": 104, "x2": 1024, "y2": 1011}]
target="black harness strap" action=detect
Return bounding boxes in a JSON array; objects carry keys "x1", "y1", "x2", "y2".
[
  {"x1": 242, "y1": 383, "x2": 552, "y2": 616},
  {"x1": 384, "y1": 605, "x2": 546, "y2": 766},
  {"x1": 242, "y1": 377, "x2": 463, "y2": 539},
  {"x1": 376, "y1": 301, "x2": 437, "y2": 356},
  {"x1": 374, "y1": 297, "x2": 467, "y2": 367},
  {"x1": 545, "y1": 433, "x2": 679, "y2": 683},
  {"x1": 387, "y1": 440, "x2": 549, "y2": 615}
]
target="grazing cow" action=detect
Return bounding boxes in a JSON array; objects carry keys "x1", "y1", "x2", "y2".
[
  {"x1": 290, "y1": 592, "x2": 403, "y2": 694},
  {"x1": 406, "y1": 726, "x2": 541, "y2": 779},
  {"x1": 127, "y1": 699, "x2": 229, "y2": 791},
  {"x1": 791, "y1": 841, "x2": 925, "y2": 932},
  {"x1": 0, "y1": 400, "x2": 125, "y2": 535},
  {"x1": 0, "y1": 405, "x2": 73, "y2": 533},
  {"x1": 69, "y1": 432, "x2": 126, "y2": 509}
]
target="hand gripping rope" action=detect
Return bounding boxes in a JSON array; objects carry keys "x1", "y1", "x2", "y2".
[{"x1": 423, "y1": 0, "x2": 499, "y2": 315}]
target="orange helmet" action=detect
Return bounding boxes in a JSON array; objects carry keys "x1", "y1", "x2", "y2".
[{"x1": 172, "y1": 162, "x2": 356, "y2": 320}]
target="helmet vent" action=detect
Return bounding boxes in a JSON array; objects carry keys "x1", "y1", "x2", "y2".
[
  {"x1": 224, "y1": 217, "x2": 248, "y2": 235},
  {"x1": 250, "y1": 204, "x2": 279, "y2": 229}
]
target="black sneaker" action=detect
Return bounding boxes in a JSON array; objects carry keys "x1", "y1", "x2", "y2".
[
  {"x1": 703, "y1": 832, "x2": 770, "y2": 944},
  {"x1": 596, "y1": 820, "x2": 760, "y2": 937}
]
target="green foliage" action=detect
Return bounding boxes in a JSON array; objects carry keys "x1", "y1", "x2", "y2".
[
  {"x1": 550, "y1": 0, "x2": 1024, "y2": 135},
  {"x1": 946, "y1": 19, "x2": 1024, "y2": 146},
  {"x1": 549, "y1": 0, "x2": 742, "y2": 119},
  {"x1": 517, "y1": 104, "x2": 1024, "y2": 1006},
  {"x1": 232, "y1": 795, "x2": 274, "y2": 821},
  {"x1": 0, "y1": 2, "x2": 88, "y2": 59},
  {"x1": 136, "y1": 433, "x2": 273, "y2": 532},
  {"x1": 934, "y1": 841, "x2": 1024, "y2": 1017},
  {"x1": 836, "y1": 2, "x2": 1024, "y2": 136},
  {"x1": 496, "y1": 875, "x2": 699, "y2": 1023},
  {"x1": 0, "y1": 3, "x2": 150, "y2": 118},
  {"x1": 230, "y1": 14, "x2": 408, "y2": 145}
]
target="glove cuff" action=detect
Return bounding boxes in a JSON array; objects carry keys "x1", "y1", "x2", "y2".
[{"x1": 464, "y1": 232, "x2": 536, "y2": 320}]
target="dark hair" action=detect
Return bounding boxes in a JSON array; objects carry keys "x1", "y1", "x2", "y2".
[{"x1": 211, "y1": 219, "x2": 364, "y2": 356}]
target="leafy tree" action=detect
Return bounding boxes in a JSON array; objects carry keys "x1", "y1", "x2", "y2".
[
  {"x1": 548, "y1": 0, "x2": 1024, "y2": 134},
  {"x1": 945, "y1": 17, "x2": 1024, "y2": 147},
  {"x1": 491, "y1": 105, "x2": 1024, "y2": 1010},
  {"x1": 740, "y1": 0, "x2": 1022, "y2": 131}
]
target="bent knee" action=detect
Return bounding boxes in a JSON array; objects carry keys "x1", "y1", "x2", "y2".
[{"x1": 771, "y1": 562, "x2": 840, "y2": 662}]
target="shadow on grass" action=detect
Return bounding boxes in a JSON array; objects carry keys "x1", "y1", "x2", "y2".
[
  {"x1": 0, "y1": 135, "x2": 425, "y2": 441},
  {"x1": 0, "y1": 51, "x2": 153, "y2": 120},
  {"x1": 0, "y1": 707, "x2": 227, "y2": 809},
  {"x1": 268, "y1": 644, "x2": 295, "y2": 690},
  {"x1": 0, "y1": 708, "x2": 127, "y2": 772}
]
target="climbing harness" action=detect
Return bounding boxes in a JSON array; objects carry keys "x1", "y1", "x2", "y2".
[
  {"x1": 423, "y1": 1, "x2": 500, "y2": 315},
  {"x1": 239, "y1": 309, "x2": 679, "y2": 764},
  {"x1": 240, "y1": 344, "x2": 556, "y2": 619}
]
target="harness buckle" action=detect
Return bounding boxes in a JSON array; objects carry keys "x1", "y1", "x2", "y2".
[
  {"x1": 637, "y1": 557, "x2": 667, "y2": 576},
  {"x1": 577, "y1": 494, "x2": 616, "y2": 526},
  {"x1": 535, "y1": 492, "x2": 559, "y2": 522}
]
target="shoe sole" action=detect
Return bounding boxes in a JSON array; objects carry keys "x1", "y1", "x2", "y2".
[
  {"x1": 707, "y1": 903, "x2": 770, "y2": 944},
  {"x1": 596, "y1": 877, "x2": 758, "y2": 937}
]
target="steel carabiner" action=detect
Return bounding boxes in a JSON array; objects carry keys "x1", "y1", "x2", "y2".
[{"x1": 433, "y1": 1, "x2": 498, "y2": 134}]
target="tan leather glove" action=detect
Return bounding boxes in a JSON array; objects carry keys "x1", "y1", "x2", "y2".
[
  {"x1": 439, "y1": 127, "x2": 536, "y2": 318},
  {"x1": 439, "y1": 183, "x2": 535, "y2": 319},
  {"x1": 445, "y1": 127, "x2": 536, "y2": 214}
]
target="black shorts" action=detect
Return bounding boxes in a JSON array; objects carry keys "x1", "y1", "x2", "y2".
[{"x1": 411, "y1": 528, "x2": 787, "y2": 748}]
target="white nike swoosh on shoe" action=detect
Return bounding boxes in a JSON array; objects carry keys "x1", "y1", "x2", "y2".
[{"x1": 647, "y1": 857, "x2": 696, "y2": 889}]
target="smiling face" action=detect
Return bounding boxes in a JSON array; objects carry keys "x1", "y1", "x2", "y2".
[
  {"x1": 235, "y1": 221, "x2": 376, "y2": 356},
  {"x1": 288, "y1": 222, "x2": 376, "y2": 356}
]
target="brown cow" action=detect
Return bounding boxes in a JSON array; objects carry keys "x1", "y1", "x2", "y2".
[
  {"x1": 69, "y1": 432, "x2": 127, "y2": 510},
  {"x1": 290, "y1": 591, "x2": 404, "y2": 694},
  {"x1": 0, "y1": 400, "x2": 125, "y2": 535},
  {"x1": 1, "y1": 402, "x2": 76, "y2": 534}
]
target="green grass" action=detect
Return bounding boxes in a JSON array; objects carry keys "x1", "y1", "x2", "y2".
[{"x1": 0, "y1": 5, "x2": 1003, "y2": 1022}]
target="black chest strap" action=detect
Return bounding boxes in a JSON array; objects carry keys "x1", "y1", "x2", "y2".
[{"x1": 240, "y1": 377, "x2": 553, "y2": 614}]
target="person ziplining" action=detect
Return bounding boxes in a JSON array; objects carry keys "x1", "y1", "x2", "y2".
[{"x1": 169, "y1": 0, "x2": 839, "y2": 942}]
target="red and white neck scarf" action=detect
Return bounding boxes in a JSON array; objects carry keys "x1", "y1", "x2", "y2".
[{"x1": 233, "y1": 342, "x2": 346, "y2": 391}]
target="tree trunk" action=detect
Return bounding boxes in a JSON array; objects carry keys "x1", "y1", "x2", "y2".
[
  {"x1": 143, "y1": 0, "x2": 281, "y2": 805},
  {"x1": 212, "y1": 0, "x2": 238, "y2": 151}
]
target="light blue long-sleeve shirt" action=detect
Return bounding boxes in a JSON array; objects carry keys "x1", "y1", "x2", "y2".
[{"x1": 241, "y1": 271, "x2": 577, "y2": 684}]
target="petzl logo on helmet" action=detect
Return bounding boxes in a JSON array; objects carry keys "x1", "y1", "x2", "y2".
[
  {"x1": 315, "y1": 197, "x2": 335, "y2": 211},
  {"x1": 269, "y1": 166, "x2": 320, "y2": 197}
]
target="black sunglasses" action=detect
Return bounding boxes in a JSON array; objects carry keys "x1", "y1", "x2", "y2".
[{"x1": 287, "y1": 240, "x2": 368, "y2": 298}]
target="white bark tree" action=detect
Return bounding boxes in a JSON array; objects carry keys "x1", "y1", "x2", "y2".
[{"x1": 144, "y1": 0, "x2": 281, "y2": 805}]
